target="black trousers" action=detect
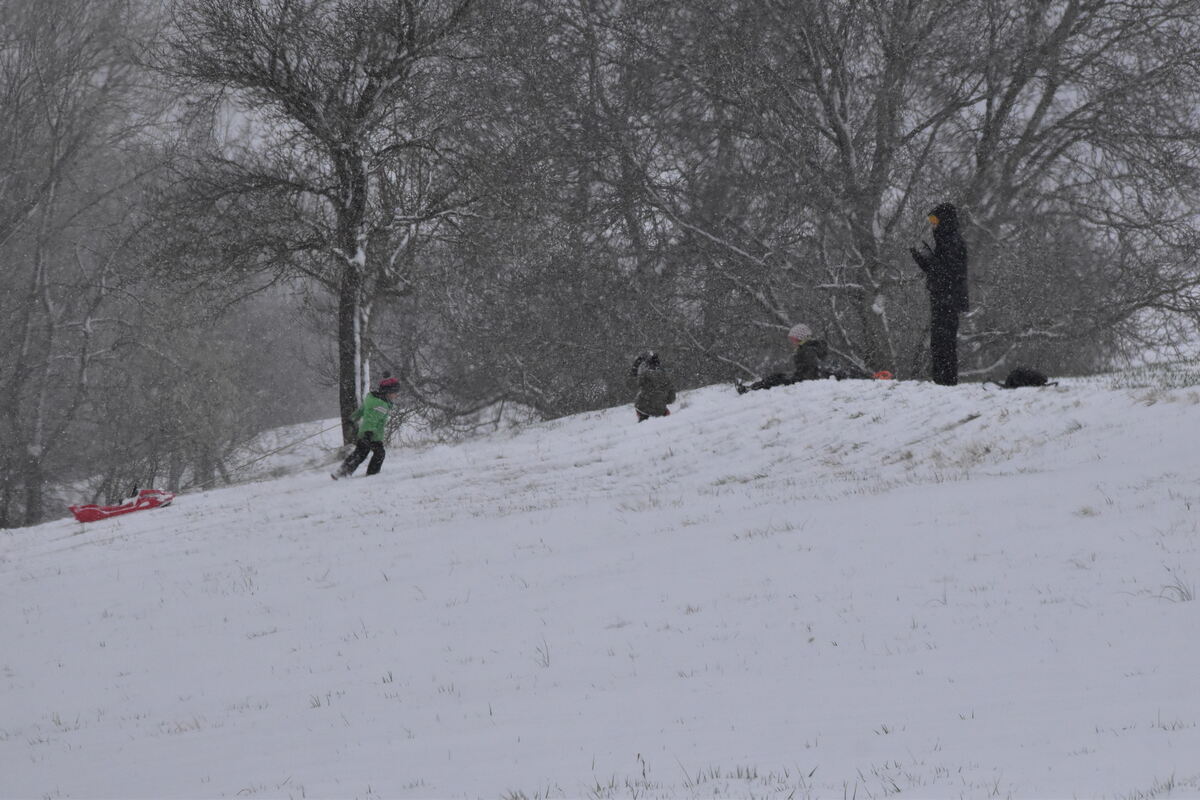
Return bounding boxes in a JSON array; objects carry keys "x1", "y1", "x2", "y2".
[
  {"x1": 340, "y1": 437, "x2": 386, "y2": 476},
  {"x1": 929, "y1": 304, "x2": 961, "y2": 386},
  {"x1": 749, "y1": 372, "x2": 794, "y2": 391}
]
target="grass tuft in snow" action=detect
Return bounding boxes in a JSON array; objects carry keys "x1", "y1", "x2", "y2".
[{"x1": 1158, "y1": 566, "x2": 1195, "y2": 602}]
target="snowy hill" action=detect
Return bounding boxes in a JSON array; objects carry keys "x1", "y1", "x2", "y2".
[{"x1": 2, "y1": 376, "x2": 1199, "y2": 799}]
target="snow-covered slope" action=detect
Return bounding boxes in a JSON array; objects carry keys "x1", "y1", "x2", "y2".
[{"x1": 2, "y1": 377, "x2": 1199, "y2": 799}]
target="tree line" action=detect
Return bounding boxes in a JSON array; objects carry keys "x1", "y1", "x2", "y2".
[{"x1": 3, "y1": 0, "x2": 1199, "y2": 526}]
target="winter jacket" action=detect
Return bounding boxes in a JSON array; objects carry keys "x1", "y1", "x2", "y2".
[
  {"x1": 635, "y1": 364, "x2": 677, "y2": 417},
  {"x1": 912, "y1": 203, "x2": 969, "y2": 312},
  {"x1": 792, "y1": 339, "x2": 828, "y2": 381},
  {"x1": 740, "y1": 339, "x2": 870, "y2": 392},
  {"x1": 350, "y1": 391, "x2": 394, "y2": 442}
]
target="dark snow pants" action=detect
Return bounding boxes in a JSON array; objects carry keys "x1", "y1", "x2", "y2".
[
  {"x1": 340, "y1": 437, "x2": 386, "y2": 476},
  {"x1": 749, "y1": 372, "x2": 794, "y2": 391},
  {"x1": 929, "y1": 303, "x2": 961, "y2": 386}
]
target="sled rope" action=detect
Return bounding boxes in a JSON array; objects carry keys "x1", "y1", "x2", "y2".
[{"x1": 191, "y1": 422, "x2": 344, "y2": 490}]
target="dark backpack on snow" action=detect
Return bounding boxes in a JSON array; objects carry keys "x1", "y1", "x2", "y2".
[{"x1": 989, "y1": 367, "x2": 1057, "y2": 389}]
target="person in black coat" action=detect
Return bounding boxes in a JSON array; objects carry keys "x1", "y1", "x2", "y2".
[
  {"x1": 910, "y1": 202, "x2": 969, "y2": 385},
  {"x1": 630, "y1": 351, "x2": 677, "y2": 421}
]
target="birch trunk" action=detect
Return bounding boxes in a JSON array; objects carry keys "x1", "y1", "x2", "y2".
[{"x1": 335, "y1": 152, "x2": 371, "y2": 444}]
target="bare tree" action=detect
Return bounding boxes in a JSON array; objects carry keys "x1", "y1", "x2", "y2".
[
  {"x1": 163, "y1": 0, "x2": 477, "y2": 442},
  {"x1": 327, "y1": 0, "x2": 1200, "y2": 409},
  {"x1": 620, "y1": 0, "x2": 1200, "y2": 377},
  {"x1": 385, "y1": 0, "x2": 708, "y2": 417},
  {"x1": 0, "y1": 0, "x2": 165, "y2": 526}
]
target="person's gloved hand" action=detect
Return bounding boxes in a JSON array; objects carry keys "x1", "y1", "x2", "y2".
[{"x1": 630, "y1": 354, "x2": 645, "y2": 378}]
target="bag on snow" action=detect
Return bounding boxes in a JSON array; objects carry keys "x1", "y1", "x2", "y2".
[{"x1": 989, "y1": 367, "x2": 1057, "y2": 389}]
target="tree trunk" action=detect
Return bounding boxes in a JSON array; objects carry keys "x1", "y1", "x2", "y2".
[
  {"x1": 335, "y1": 154, "x2": 371, "y2": 444},
  {"x1": 167, "y1": 450, "x2": 185, "y2": 492},
  {"x1": 0, "y1": 451, "x2": 14, "y2": 529},
  {"x1": 337, "y1": 268, "x2": 366, "y2": 444},
  {"x1": 843, "y1": 207, "x2": 895, "y2": 373},
  {"x1": 22, "y1": 451, "x2": 45, "y2": 526}
]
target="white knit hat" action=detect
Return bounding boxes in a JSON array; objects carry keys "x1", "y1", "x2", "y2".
[{"x1": 787, "y1": 323, "x2": 813, "y2": 343}]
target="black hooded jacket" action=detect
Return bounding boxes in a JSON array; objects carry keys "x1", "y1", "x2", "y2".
[
  {"x1": 792, "y1": 339, "x2": 828, "y2": 381},
  {"x1": 913, "y1": 203, "x2": 969, "y2": 312},
  {"x1": 635, "y1": 362, "x2": 676, "y2": 417}
]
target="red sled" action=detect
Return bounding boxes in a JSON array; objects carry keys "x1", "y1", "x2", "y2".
[{"x1": 69, "y1": 488, "x2": 175, "y2": 523}]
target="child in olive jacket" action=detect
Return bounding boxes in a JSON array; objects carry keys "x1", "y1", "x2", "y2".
[
  {"x1": 631, "y1": 351, "x2": 677, "y2": 422},
  {"x1": 331, "y1": 377, "x2": 400, "y2": 479}
]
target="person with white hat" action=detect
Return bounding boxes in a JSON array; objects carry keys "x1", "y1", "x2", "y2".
[{"x1": 736, "y1": 323, "x2": 831, "y2": 393}]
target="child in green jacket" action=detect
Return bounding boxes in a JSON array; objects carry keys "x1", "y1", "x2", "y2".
[{"x1": 331, "y1": 377, "x2": 400, "y2": 479}]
